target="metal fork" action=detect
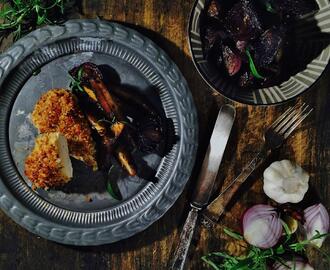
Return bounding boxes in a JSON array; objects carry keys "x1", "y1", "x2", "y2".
[{"x1": 202, "y1": 103, "x2": 313, "y2": 228}]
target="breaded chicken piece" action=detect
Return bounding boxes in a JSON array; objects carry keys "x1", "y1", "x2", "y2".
[
  {"x1": 32, "y1": 89, "x2": 98, "y2": 170},
  {"x1": 25, "y1": 132, "x2": 73, "y2": 189}
]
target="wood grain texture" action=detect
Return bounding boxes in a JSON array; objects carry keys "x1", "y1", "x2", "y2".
[{"x1": 0, "y1": 1, "x2": 329, "y2": 269}]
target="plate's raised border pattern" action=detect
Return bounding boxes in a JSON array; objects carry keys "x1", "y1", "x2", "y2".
[{"x1": 0, "y1": 20, "x2": 198, "y2": 245}]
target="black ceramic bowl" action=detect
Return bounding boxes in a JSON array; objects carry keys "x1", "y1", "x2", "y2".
[{"x1": 188, "y1": 0, "x2": 330, "y2": 105}]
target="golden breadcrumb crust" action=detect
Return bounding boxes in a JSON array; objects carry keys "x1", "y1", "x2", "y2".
[
  {"x1": 32, "y1": 89, "x2": 97, "y2": 170},
  {"x1": 24, "y1": 133, "x2": 71, "y2": 189}
]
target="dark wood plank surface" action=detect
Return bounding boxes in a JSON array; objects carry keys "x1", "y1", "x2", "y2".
[{"x1": 0, "y1": 1, "x2": 329, "y2": 269}]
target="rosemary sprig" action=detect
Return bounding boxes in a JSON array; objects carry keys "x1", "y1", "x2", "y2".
[
  {"x1": 0, "y1": 0, "x2": 71, "y2": 41},
  {"x1": 98, "y1": 116, "x2": 117, "y2": 125},
  {"x1": 68, "y1": 67, "x2": 84, "y2": 92},
  {"x1": 202, "y1": 227, "x2": 330, "y2": 270}
]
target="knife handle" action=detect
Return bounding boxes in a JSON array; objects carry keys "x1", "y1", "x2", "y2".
[
  {"x1": 170, "y1": 206, "x2": 199, "y2": 270},
  {"x1": 203, "y1": 149, "x2": 268, "y2": 224}
]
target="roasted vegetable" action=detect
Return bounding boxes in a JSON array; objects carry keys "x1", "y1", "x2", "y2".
[
  {"x1": 201, "y1": 0, "x2": 318, "y2": 88},
  {"x1": 70, "y1": 63, "x2": 137, "y2": 177},
  {"x1": 115, "y1": 146, "x2": 137, "y2": 176},
  {"x1": 111, "y1": 122, "x2": 125, "y2": 138},
  {"x1": 70, "y1": 62, "x2": 123, "y2": 120},
  {"x1": 68, "y1": 61, "x2": 174, "y2": 188},
  {"x1": 224, "y1": 0, "x2": 263, "y2": 41},
  {"x1": 207, "y1": 0, "x2": 222, "y2": 19},
  {"x1": 136, "y1": 116, "x2": 163, "y2": 153},
  {"x1": 271, "y1": 0, "x2": 318, "y2": 19},
  {"x1": 110, "y1": 84, "x2": 160, "y2": 117},
  {"x1": 239, "y1": 71, "x2": 254, "y2": 88},
  {"x1": 82, "y1": 85, "x2": 97, "y2": 102},
  {"x1": 251, "y1": 27, "x2": 285, "y2": 69},
  {"x1": 89, "y1": 79, "x2": 122, "y2": 120},
  {"x1": 222, "y1": 44, "x2": 242, "y2": 76},
  {"x1": 203, "y1": 28, "x2": 228, "y2": 60}
]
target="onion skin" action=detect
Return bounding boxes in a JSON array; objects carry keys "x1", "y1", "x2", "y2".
[
  {"x1": 242, "y1": 204, "x2": 282, "y2": 249},
  {"x1": 272, "y1": 257, "x2": 314, "y2": 270},
  {"x1": 304, "y1": 203, "x2": 329, "y2": 247}
]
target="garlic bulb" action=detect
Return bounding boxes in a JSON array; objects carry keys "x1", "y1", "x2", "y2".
[{"x1": 263, "y1": 160, "x2": 309, "y2": 204}]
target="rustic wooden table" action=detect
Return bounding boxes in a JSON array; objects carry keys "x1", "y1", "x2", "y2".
[{"x1": 0, "y1": 1, "x2": 329, "y2": 269}]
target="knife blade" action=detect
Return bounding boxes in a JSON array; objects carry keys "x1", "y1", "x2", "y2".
[{"x1": 169, "y1": 104, "x2": 236, "y2": 270}]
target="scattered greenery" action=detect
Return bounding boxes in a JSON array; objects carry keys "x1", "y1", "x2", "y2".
[
  {"x1": 0, "y1": 0, "x2": 72, "y2": 41},
  {"x1": 68, "y1": 67, "x2": 84, "y2": 92},
  {"x1": 246, "y1": 49, "x2": 265, "y2": 80},
  {"x1": 98, "y1": 116, "x2": 118, "y2": 125},
  {"x1": 106, "y1": 166, "x2": 122, "y2": 200},
  {"x1": 257, "y1": 0, "x2": 276, "y2": 14},
  {"x1": 202, "y1": 227, "x2": 330, "y2": 270},
  {"x1": 106, "y1": 179, "x2": 120, "y2": 200}
]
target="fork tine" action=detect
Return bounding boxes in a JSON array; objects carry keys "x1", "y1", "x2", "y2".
[
  {"x1": 284, "y1": 107, "x2": 313, "y2": 139},
  {"x1": 270, "y1": 106, "x2": 294, "y2": 129},
  {"x1": 271, "y1": 103, "x2": 300, "y2": 130},
  {"x1": 273, "y1": 103, "x2": 305, "y2": 133},
  {"x1": 277, "y1": 104, "x2": 310, "y2": 135}
]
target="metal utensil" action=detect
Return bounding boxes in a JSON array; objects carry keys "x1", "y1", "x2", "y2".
[
  {"x1": 170, "y1": 104, "x2": 236, "y2": 270},
  {"x1": 202, "y1": 103, "x2": 313, "y2": 228}
]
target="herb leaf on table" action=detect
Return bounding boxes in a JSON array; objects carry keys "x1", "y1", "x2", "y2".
[
  {"x1": 0, "y1": 0, "x2": 74, "y2": 42},
  {"x1": 202, "y1": 227, "x2": 330, "y2": 270}
]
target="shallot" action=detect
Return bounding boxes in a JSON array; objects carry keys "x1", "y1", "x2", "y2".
[
  {"x1": 242, "y1": 204, "x2": 282, "y2": 248},
  {"x1": 304, "y1": 203, "x2": 329, "y2": 247}
]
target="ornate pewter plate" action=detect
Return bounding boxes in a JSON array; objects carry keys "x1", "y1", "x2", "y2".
[
  {"x1": 189, "y1": 0, "x2": 330, "y2": 105},
  {"x1": 0, "y1": 20, "x2": 198, "y2": 245}
]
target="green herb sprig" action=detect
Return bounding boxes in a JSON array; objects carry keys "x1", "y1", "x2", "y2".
[
  {"x1": 106, "y1": 165, "x2": 122, "y2": 200},
  {"x1": 246, "y1": 49, "x2": 265, "y2": 80},
  {"x1": 0, "y1": 0, "x2": 71, "y2": 41},
  {"x1": 257, "y1": 0, "x2": 276, "y2": 14},
  {"x1": 202, "y1": 227, "x2": 330, "y2": 270},
  {"x1": 68, "y1": 67, "x2": 84, "y2": 92}
]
